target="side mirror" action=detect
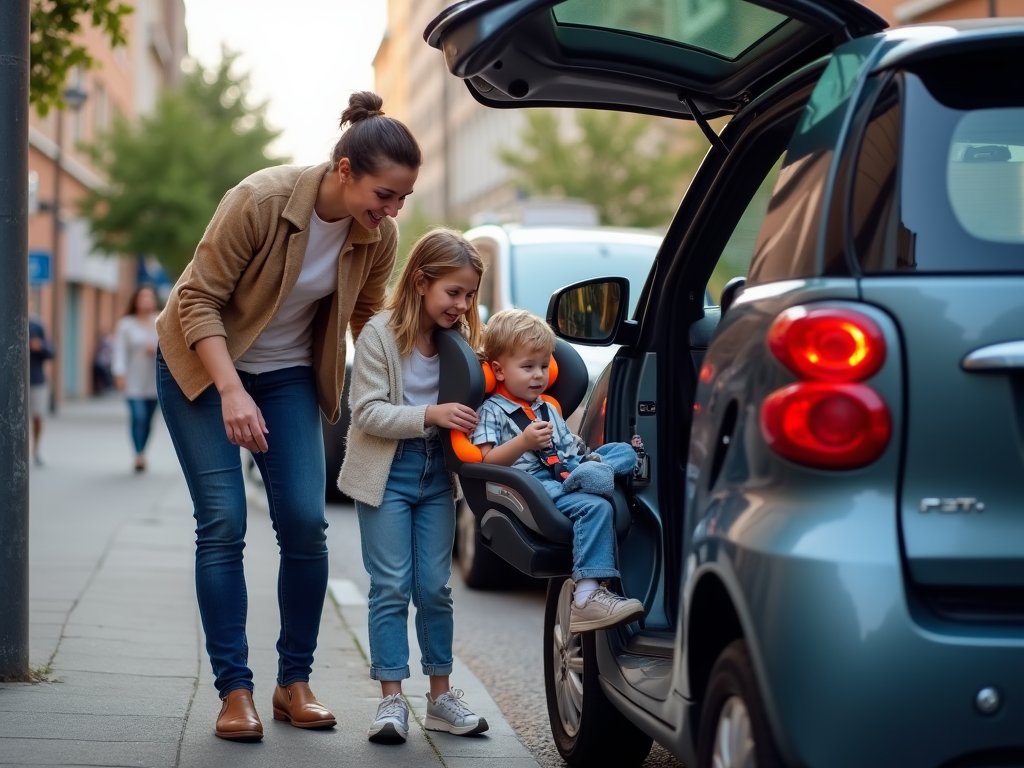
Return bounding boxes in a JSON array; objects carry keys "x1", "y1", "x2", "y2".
[
  {"x1": 720, "y1": 276, "x2": 746, "y2": 316},
  {"x1": 546, "y1": 277, "x2": 630, "y2": 346}
]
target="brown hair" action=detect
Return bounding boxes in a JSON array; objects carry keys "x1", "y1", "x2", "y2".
[
  {"x1": 386, "y1": 228, "x2": 484, "y2": 356},
  {"x1": 483, "y1": 308, "x2": 555, "y2": 363},
  {"x1": 124, "y1": 284, "x2": 159, "y2": 317},
  {"x1": 330, "y1": 91, "x2": 421, "y2": 176}
]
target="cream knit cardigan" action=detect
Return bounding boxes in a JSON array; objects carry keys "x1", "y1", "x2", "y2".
[{"x1": 336, "y1": 311, "x2": 460, "y2": 507}]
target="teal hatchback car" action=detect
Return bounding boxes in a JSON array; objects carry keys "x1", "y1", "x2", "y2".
[{"x1": 428, "y1": 2, "x2": 1024, "y2": 766}]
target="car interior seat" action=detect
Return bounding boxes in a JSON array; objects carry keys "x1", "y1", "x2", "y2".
[{"x1": 435, "y1": 328, "x2": 631, "y2": 578}]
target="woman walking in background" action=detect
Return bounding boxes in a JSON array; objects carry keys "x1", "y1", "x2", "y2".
[
  {"x1": 156, "y1": 91, "x2": 420, "y2": 742},
  {"x1": 113, "y1": 285, "x2": 160, "y2": 472}
]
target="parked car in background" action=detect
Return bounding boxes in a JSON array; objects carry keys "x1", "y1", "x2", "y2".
[
  {"x1": 429, "y1": 1, "x2": 1024, "y2": 766},
  {"x1": 323, "y1": 334, "x2": 353, "y2": 504},
  {"x1": 457, "y1": 224, "x2": 661, "y2": 587}
]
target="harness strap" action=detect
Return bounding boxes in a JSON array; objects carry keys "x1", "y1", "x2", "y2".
[{"x1": 508, "y1": 403, "x2": 570, "y2": 481}]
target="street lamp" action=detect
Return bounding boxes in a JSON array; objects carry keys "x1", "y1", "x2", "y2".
[{"x1": 48, "y1": 83, "x2": 88, "y2": 411}]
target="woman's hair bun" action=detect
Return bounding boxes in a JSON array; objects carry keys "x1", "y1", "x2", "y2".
[{"x1": 341, "y1": 91, "x2": 385, "y2": 128}]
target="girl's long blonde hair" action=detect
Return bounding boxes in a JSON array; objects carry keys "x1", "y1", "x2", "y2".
[{"x1": 386, "y1": 228, "x2": 484, "y2": 356}]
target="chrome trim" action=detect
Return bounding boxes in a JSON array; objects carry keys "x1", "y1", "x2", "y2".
[
  {"x1": 962, "y1": 341, "x2": 1024, "y2": 371},
  {"x1": 484, "y1": 482, "x2": 541, "y2": 534}
]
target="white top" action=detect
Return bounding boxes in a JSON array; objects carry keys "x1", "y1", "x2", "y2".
[
  {"x1": 112, "y1": 314, "x2": 159, "y2": 398},
  {"x1": 401, "y1": 348, "x2": 440, "y2": 407},
  {"x1": 236, "y1": 212, "x2": 352, "y2": 374}
]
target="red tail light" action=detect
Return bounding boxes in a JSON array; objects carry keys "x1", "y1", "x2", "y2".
[
  {"x1": 761, "y1": 383, "x2": 891, "y2": 469},
  {"x1": 767, "y1": 306, "x2": 885, "y2": 383},
  {"x1": 761, "y1": 305, "x2": 891, "y2": 469}
]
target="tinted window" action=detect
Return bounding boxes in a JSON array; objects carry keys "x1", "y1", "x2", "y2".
[
  {"x1": 855, "y1": 49, "x2": 1024, "y2": 274},
  {"x1": 746, "y1": 45, "x2": 872, "y2": 286},
  {"x1": 508, "y1": 241, "x2": 657, "y2": 317},
  {"x1": 552, "y1": 0, "x2": 787, "y2": 61}
]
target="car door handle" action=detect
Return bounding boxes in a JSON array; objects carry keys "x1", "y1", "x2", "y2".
[{"x1": 962, "y1": 341, "x2": 1024, "y2": 371}]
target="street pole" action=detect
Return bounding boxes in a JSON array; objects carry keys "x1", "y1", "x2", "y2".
[
  {"x1": 51, "y1": 107, "x2": 63, "y2": 413},
  {"x1": 0, "y1": 0, "x2": 31, "y2": 680}
]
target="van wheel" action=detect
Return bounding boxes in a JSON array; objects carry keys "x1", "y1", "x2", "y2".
[
  {"x1": 456, "y1": 502, "x2": 518, "y2": 589},
  {"x1": 544, "y1": 575, "x2": 653, "y2": 767},
  {"x1": 697, "y1": 640, "x2": 784, "y2": 768}
]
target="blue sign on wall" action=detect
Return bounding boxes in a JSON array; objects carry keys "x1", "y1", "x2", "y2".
[{"x1": 28, "y1": 251, "x2": 51, "y2": 284}]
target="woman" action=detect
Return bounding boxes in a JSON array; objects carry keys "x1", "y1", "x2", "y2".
[
  {"x1": 156, "y1": 91, "x2": 420, "y2": 742},
  {"x1": 112, "y1": 285, "x2": 160, "y2": 472}
]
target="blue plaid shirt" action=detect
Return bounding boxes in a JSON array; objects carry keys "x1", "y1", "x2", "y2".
[{"x1": 471, "y1": 392, "x2": 581, "y2": 480}]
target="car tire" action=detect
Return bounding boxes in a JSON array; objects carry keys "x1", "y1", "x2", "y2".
[
  {"x1": 456, "y1": 501, "x2": 521, "y2": 589},
  {"x1": 697, "y1": 639, "x2": 785, "y2": 768},
  {"x1": 543, "y1": 575, "x2": 653, "y2": 767}
]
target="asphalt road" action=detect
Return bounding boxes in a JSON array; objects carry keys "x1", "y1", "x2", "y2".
[{"x1": 327, "y1": 503, "x2": 684, "y2": 768}]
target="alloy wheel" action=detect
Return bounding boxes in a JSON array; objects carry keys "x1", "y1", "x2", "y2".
[
  {"x1": 712, "y1": 696, "x2": 756, "y2": 768},
  {"x1": 552, "y1": 577, "x2": 585, "y2": 737}
]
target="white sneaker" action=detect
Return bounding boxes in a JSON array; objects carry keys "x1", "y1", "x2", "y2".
[
  {"x1": 367, "y1": 693, "x2": 409, "y2": 743},
  {"x1": 424, "y1": 689, "x2": 489, "y2": 736}
]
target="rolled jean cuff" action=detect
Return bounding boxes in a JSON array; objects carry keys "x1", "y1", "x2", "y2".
[
  {"x1": 422, "y1": 662, "x2": 453, "y2": 677},
  {"x1": 278, "y1": 675, "x2": 310, "y2": 687},
  {"x1": 573, "y1": 567, "x2": 620, "y2": 581},
  {"x1": 371, "y1": 665, "x2": 410, "y2": 682}
]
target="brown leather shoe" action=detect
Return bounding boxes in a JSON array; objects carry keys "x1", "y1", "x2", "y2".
[
  {"x1": 272, "y1": 682, "x2": 337, "y2": 729},
  {"x1": 215, "y1": 688, "x2": 263, "y2": 741}
]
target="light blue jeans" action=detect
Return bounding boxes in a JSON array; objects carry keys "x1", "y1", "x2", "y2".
[
  {"x1": 356, "y1": 436, "x2": 456, "y2": 681},
  {"x1": 538, "y1": 475, "x2": 621, "y2": 582}
]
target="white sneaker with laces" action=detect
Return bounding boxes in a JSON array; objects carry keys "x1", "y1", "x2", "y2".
[
  {"x1": 367, "y1": 693, "x2": 409, "y2": 743},
  {"x1": 424, "y1": 689, "x2": 489, "y2": 736}
]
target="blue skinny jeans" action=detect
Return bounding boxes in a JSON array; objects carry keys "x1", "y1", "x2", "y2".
[
  {"x1": 127, "y1": 398, "x2": 158, "y2": 454},
  {"x1": 156, "y1": 350, "x2": 328, "y2": 696},
  {"x1": 356, "y1": 436, "x2": 455, "y2": 681}
]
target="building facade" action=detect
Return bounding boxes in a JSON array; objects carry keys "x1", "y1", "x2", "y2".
[{"x1": 27, "y1": 0, "x2": 187, "y2": 401}]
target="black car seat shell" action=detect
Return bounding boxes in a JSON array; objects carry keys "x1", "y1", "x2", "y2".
[{"x1": 435, "y1": 328, "x2": 630, "y2": 578}]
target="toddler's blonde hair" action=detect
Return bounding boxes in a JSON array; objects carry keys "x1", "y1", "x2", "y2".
[
  {"x1": 483, "y1": 308, "x2": 555, "y2": 363},
  {"x1": 386, "y1": 228, "x2": 484, "y2": 356}
]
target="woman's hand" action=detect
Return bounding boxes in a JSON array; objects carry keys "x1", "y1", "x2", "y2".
[
  {"x1": 114, "y1": 375, "x2": 126, "y2": 392},
  {"x1": 426, "y1": 403, "x2": 479, "y2": 434},
  {"x1": 521, "y1": 420, "x2": 553, "y2": 451},
  {"x1": 219, "y1": 384, "x2": 270, "y2": 453}
]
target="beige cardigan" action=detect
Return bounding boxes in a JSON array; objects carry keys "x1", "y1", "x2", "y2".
[
  {"x1": 337, "y1": 312, "x2": 460, "y2": 507},
  {"x1": 156, "y1": 162, "x2": 397, "y2": 424}
]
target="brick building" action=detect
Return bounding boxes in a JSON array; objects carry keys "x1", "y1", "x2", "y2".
[{"x1": 27, "y1": 0, "x2": 186, "y2": 401}]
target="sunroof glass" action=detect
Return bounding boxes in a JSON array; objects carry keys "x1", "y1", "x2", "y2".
[{"x1": 552, "y1": 0, "x2": 789, "y2": 61}]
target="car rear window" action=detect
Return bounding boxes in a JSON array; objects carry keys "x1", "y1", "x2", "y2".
[
  {"x1": 852, "y1": 47, "x2": 1024, "y2": 274},
  {"x1": 551, "y1": 0, "x2": 787, "y2": 61},
  {"x1": 509, "y1": 241, "x2": 657, "y2": 318}
]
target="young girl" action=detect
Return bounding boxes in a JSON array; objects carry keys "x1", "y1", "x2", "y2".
[{"x1": 338, "y1": 228, "x2": 488, "y2": 744}]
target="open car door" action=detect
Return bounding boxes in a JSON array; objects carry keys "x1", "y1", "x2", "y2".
[{"x1": 425, "y1": 0, "x2": 886, "y2": 121}]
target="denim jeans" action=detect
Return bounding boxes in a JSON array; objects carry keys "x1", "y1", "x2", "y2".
[
  {"x1": 538, "y1": 475, "x2": 620, "y2": 582},
  {"x1": 356, "y1": 436, "x2": 455, "y2": 681},
  {"x1": 156, "y1": 350, "x2": 328, "y2": 696},
  {"x1": 127, "y1": 397, "x2": 158, "y2": 454}
]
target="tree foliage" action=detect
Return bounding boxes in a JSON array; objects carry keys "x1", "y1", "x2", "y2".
[
  {"x1": 79, "y1": 50, "x2": 289, "y2": 277},
  {"x1": 498, "y1": 109, "x2": 706, "y2": 229},
  {"x1": 31, "y1": 0, "x2": 133, "y2": 115}
]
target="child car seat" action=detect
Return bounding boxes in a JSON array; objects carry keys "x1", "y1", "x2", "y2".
[{"x1": 435, "y1": 328, "x2": 631, "y2": 578}]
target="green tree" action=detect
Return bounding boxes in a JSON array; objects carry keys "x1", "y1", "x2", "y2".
[
  {"x1": 80, "y1": 50, "x2": 289, "y2": 277},
  {"x1": 31, "y1": 0, "x2": 133, "y2": 115},
  {"x1": 498, "y1": 109, "x2": 706, "y2": 229}
]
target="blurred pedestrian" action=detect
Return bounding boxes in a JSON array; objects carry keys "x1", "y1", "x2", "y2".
[
  {"x1": 112, "y1": 285, "x2": 160, "y2": 472},
  {"x1": 155, "y1": 91, "x2": 420, "y2": 742},
  {"x1": 28, "y1": 313, "x2": 54, "y2": 467}
]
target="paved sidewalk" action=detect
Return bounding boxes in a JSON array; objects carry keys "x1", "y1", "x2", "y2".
[{"x1": 0, "y1": 397, "x2": 540, "y2": 767}]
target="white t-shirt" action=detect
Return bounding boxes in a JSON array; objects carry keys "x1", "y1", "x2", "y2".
[
  {"x1": 236, "y1": 212, "x2": 352, "y2": 374},
  {"x1": 402, "y1": 348, "x2": 440, "y2": 407}
]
